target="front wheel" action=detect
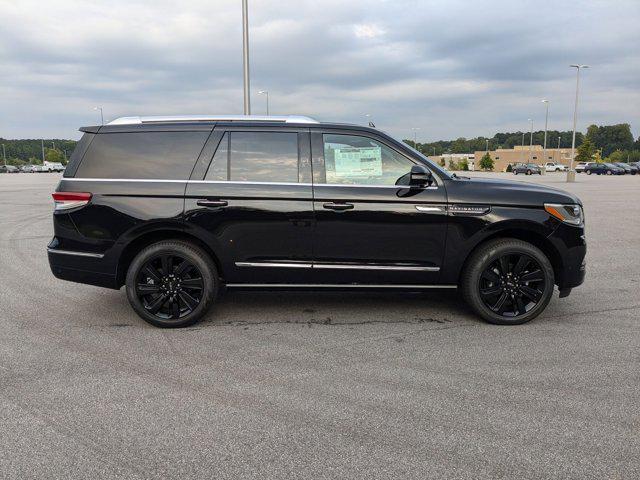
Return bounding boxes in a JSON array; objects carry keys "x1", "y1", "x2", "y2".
[
  {"x1": 526, "y1": 170, "x2": 532, "y2": 175},
  {"x1": 513, "y1": 170, "x2": 518, "y2": 175},
  {"x1": 586, "y1": 170, "x2": 592, "y2": 175},
  {"x1": 460, "y1": 238, "x2": 555, "y2": 325},
  {"x1": 606, "y1": 170, "x2": 612, "y2": 175},
  {"x1": 126, "y1": 240, "x2": 218, "y2": 328}
]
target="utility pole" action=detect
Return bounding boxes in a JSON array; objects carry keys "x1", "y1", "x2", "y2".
[
  {"x1": 411, "y1": 127, "x2": 420, "y2": 149},
  {"x1": 542, "y1": 99, "x2": 549, "y2": 163},
  {"x1": 521, "y1": 132, "x2": 525, "y2": 163},
  {"x1": 557, "y1": 136, "x2": 561, "y2": 163},
  {"x1": 41, "y1": 139, "x2": 45, "y2": 163},
  {"x1": 2, "y1": 144, "x2": 6, "y2": 166},
  {"x1": 242, "y1": 0, "x2": 251, "y2": 115},
  {"x1": 568, "y1": 64, "x2": 589, "y2": 182}
]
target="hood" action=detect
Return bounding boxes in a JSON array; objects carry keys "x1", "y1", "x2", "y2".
[{"x1": 446, "y1": 176, "x2": 582, "y2": 207}]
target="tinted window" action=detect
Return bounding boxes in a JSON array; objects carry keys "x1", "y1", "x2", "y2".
[
  {"x1": 76, "y1": 131, "x2": 208, "y2": 179},
  {"x1": 323, "y1": 134, "x2": 413, "y2": 185},
  {"x1": 229, "y1": 131, "x2": 299, "y2": 182},
  {"x1": 63, "y1": 132, "x2": 95, "y2": 178},
  {"x1": 205, "y1": 133, "x2": 229, "y2": 181}
]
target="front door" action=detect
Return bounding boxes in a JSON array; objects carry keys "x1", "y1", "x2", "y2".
[
  {"x1": 184, "y1": 126, "x2": 314, "y2": 284},
  {"x1": 311, "y1": 130, "x2": 448, "y2": 285}
]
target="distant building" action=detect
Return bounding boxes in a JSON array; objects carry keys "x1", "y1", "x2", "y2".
[
  {"x1": 473, "y1": 145, "x2": 576, "y2": 172},
  {"x1": 431, "y1": 153, "x2": 476, "y2": 171}
]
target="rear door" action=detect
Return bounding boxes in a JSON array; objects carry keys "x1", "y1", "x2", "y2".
[
  {"x1": 310, "y1": 129, "x2": 448, "y2": 285},
  {"x1": 184, "y1": 125, "x2": 314, "y2": 284}
]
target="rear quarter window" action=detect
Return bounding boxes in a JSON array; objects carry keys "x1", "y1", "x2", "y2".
[{"x1": 75, "y1": 131, "x2": 208, "y2": 179}]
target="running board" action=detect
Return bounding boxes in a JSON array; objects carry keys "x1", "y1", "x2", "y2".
[{"x1": 225, "y1": 283, "x2": 457, "y2": 289}]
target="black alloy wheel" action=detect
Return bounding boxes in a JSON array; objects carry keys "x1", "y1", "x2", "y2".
[
  {"x1": 126, "y1": 240, "x2": 218, "y2": 327},
  {"x1": 478, "y1": 253, "x2": 545, "y2": 318},
  {"x1": 136, "y1": 254, "x2": 203, "y2": 320},
  {"x1": 461, "y1": 238, "x2": 554, "y2": 325}
]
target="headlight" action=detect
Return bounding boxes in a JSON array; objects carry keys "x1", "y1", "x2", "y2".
[{"x1": 544, "y1": 203, "x2": 584, "y2": 226}]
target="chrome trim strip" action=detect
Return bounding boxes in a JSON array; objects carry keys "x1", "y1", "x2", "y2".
[
  {"x1": 235, "y1": 262, "x2": 312, "y2": 269},
  {"x1": 108, "y1": 115, "x2": 319, "y2": 125},
  {"x1": 63, "y1": 178, "x2": 312, "y2": 186},
  {"x1": 190, "y1": 180, "x2": 312, "y2": 186},
  {"x1": 415, "y1": 206, "x2": 444, "y2": 212},
  {"x1": 314, "y1": 183, "x2": 438, "y2": 190},
  {"x1": 235, "y1": 261, "x2": 439, "y2": 272},
  {"x1": 313, "y1": 264, "x2": 439, "y2": 272},
  {"x1": 226, "y1": 283, "x2": 457, "y2": 289},
  {"x1": 47, "y1": 248, "x2": 105, "y2": 258}
]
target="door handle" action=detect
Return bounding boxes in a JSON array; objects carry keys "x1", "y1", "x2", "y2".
[
  {"x1": 323, "y1": 202, "x2": 354, "y2": 211},
  {"x1": 197, "y1": 199, "x2": 228, "y2": 208}
]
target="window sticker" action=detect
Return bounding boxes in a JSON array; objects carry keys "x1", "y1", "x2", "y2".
[{"x1": 333, "y1": 146, "x2": 382, "y2": 177}]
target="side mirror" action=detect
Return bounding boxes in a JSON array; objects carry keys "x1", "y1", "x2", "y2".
[{"x1": 409, "y1": 164, "x2": 433, "y2": 188}]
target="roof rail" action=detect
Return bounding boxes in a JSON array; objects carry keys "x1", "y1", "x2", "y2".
[{"x1": 107, "y1": 115, "x2": 319, "y2": 125}]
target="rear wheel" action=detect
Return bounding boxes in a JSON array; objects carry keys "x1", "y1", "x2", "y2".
[
  {"x1": 514, "y1": 170, "x2": 518, "y2": 175},
  {"x1": 526, "y1": 170, "x2": 532, "y2": 175},
  {"x1": 126, "y1": 240, "x2": 218, "y2": 327},
  {"x1": 606, "y1": 170, "x2": 612, "y2": 175},
  {"x1": 461, "y1": 238, "x2": 554, "y2": 325},
  {"x1": 586, "y1": 170, "x2": 592, "y2": 175}
]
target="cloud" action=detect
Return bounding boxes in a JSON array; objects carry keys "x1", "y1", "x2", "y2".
[{"x1": 0, "y1": 0, "x2": 638, "y2": 141}]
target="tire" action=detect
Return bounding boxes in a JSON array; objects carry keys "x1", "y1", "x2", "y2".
[
  {"x1": 606, "y1": 170, "x2": 612, "y2": 175},
  {"x1": 526, "y1": 170, "x2": 532, "y2": 175},
  {"x1": 513, "y1": 170, "x2": 518, "y2": 175},
  {"x1": 586, "y1": 170, "x2": 592, "y2": 175},
  {"x1": 460, "y1": 238, "x2": 555, "y2": 325},
  {"x1": 125, "y1": 240, "x2": 218, "y2": 328}
]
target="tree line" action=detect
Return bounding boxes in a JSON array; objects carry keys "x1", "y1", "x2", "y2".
[
  {"x1": 0, "y1": 138, "x2": 77, "y2": 165},
  {"x1": 404, "y1": 123, "x2": 640, "y2": 166}
]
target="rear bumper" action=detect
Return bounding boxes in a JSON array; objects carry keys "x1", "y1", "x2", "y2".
[{"x1": 48, "y1": 243, "x2": 119, "y2": 289}]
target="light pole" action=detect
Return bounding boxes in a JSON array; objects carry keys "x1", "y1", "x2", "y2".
[
  {"x1": 242, "y1": 0, "x2": 251, "y2": 115},
  {"x1": 411, "y1": 127, "x2": 420, "y2": 149},
  {"x1": 258, "y1": 90, "x2": 269, "y2": 115},
  {"x1": 568, "y1": 64, "x2": 589, "y2": 182},
  {"x1": 2, "y1": 144, "x2": 6, "y2": 166},
  {"x1": 41, "y1": 139, "x2": 45, "y2": 163},
  {"x1": 542, "y1": 99, "x2": 549, "y2": 163},
  {"x1": 485, "y1": 139, "x2": 489, "y2": 152},
  {"x1": 528, "y1": 118, "x2": 533, "y2": 163},
  {"x1": 557, "y1": 136, "x2": 561, "y2": 163},
  {"x1": 94, "y1": 106, "x2": 104, "y2": 125},
  {"x1": 521, "y1": 132, "x2": 525, "y2": 163}
]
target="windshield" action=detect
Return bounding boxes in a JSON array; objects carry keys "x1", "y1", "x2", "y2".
[{"x1": 398, "y1": 140, "x2": 454, "y2": 179}]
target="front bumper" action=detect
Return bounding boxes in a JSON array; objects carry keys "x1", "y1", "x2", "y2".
[{"x1": 547, "y1": 223, "x2": 587, "y2": 290}]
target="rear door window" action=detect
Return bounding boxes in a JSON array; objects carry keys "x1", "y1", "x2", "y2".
[
  {"x1": 75, "y1": 131, "x2": 208, "y2": 179},
  {"x1": 205, "y1": 131, "x2": 300, "y2": 183}
]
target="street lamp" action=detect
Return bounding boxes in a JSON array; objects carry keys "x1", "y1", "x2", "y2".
[
  {"x1": 485, "y1": 139, "x2": 489, "y2": 152},
  {"x1": 557, "y1": 136, "x2": 561, "y2": 162},
  {"x1": 94, "y1": 106, "x2": 104, "y2": 125},
  {"x1": 568, "y1": 64, "x2": 589, "y2": 182},
  {"x1": 2, "y1": 144, "x2": 6, "y2": 166},
  {"x1": 528, "y1": 118, "x2": 534, "y2": 162},
  {"x1": 542, "y1": 99, "x2": 549, "y2": 163},
  {"x1": 411, "y1": 127, "x2": 420, "y2": 149},
  {"x1": 521, "y1": 132, "x2": 525, "y2": 163},
  {"x1": 242, "y1": 0, "x2": 251, "y2": 115},
  {"x1": 258, "y1": 90, "x2": 269, "y2": 115}
]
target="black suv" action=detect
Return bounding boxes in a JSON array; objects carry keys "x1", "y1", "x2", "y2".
[{"x1": 48, "y1": 115, "x2": 586, "y2": 327}]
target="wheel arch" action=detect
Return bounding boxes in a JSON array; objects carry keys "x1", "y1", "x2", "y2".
[
  {"x1": 457, "y1": 227, "x2": 563, "y2": 286},
  {"x1": 115, "y1": 229, "x2": 224, "y2": 288}
]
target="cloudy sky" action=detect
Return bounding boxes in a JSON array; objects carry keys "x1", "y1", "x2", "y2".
[{"x1": 1, "y1": 0, "x2": 638, "y2": 141}]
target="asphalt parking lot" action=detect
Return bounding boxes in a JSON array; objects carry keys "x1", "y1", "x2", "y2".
[{"x1": 1, "y1": 172, "x2": 638, "y2": 479}]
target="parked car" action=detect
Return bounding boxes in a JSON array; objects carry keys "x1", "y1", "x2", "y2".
[
  {"x1": 20, "y1": 165, "x2": 38, "y2": 173},
  {"x1": 584, "y1": 163, "x2": 624, "y2": 175},
  {"x1": 43, "y1": 162, "x2": 66, "y2": 172},
  {"x1": 613, "y1": 162, "x2": 638, "y2": 175},
  {"x1": 544, "y1": 162, "x2": 566, "y2": 172},
  {"x1": 513, "y1": 163, "x2": 542, "y2": 175},
  {"x1": 48, "y1": 115, "x2": 586, "y2": 328},
  {"x1": 575, "y1": 162, "x2": 596, "y2": 173},
  {"x1": 0, "y1": 165, "x2": 19, "y2": 173}
]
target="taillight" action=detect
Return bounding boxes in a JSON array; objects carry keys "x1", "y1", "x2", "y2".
[{"x1": 52, "y1": 192, "x2": 92, "y2": 211}]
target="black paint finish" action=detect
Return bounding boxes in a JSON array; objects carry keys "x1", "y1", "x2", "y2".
[{"x1": 48, "y1": 119, "x2": 586, "y2": 295}]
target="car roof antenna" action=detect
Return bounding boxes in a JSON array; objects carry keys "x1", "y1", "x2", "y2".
[{"x1": 368, "y1": 121, "x2": 376, "y2": 128}]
